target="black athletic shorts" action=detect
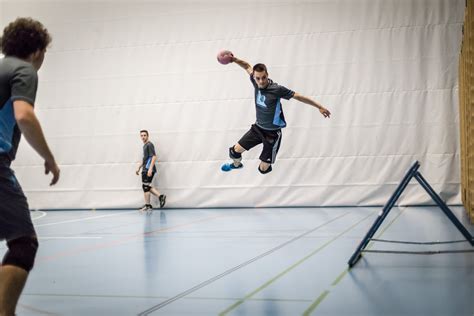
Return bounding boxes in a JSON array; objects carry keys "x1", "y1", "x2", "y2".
[
  {"x1": 0, "y1": 165, "x2": 36, "y2": 241},
  {"x1": 141, "y1": 169, "x2": 156, "y2": 184},
  {"x1": 237, "y1": 124, "x2": 282, "y2": 164}
]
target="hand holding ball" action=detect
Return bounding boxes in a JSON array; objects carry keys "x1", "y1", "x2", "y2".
[{"x1": 217, "y1": 50, "x2": 234, "y2": 65}]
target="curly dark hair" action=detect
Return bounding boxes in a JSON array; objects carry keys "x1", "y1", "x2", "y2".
[{"x1": 1, "y1": 17, "x2": 51, "y2": 58}]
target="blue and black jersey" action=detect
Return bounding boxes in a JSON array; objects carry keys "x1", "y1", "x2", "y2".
[
  {"x1": 0, "y1": 57, "x2": 38, "y2": 164},
  {"x1": 142, "y1": 142, "x2": 157, "y2": 173},
  {"x1": 250, "y1": 75, "x2": 295, "y2": 130}
]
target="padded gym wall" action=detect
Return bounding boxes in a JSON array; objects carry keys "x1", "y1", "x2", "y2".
[{"x1": 0, "y1": 0, "x2": 465, "y2": 209}]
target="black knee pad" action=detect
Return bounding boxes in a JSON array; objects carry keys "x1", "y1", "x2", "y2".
[
  {"x1": 229, "y1": 146, "x2": 242, "y2": 159},
  {"x1": 3, "y1": 236, "x2": 38, "y2": 272},
  {"x1": 258, "y1": 165, "x2": 272, "y2": 174},
  {"x1": 142, "y1": 184, "x2": 151, "y2": 192}
]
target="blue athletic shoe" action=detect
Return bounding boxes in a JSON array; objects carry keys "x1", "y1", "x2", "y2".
[{"x1": 221, "y1": 162, "x2": 243, "y2": 172}]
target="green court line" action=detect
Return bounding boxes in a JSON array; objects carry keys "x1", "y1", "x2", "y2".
[
  {"x1": 302, "y1": 291, "x2": 330, "y2": 316},
  {"x1": 330, "y1": 209, "x2": 404, "y2": 287},
  {"x1": 331, "y1": 269, "x2": 348, "y2": 287},
  {"x1": 302, "y1": 208, "x2": 406, "y2": 315},
  {"x1": 218, "y1": 213, "x2": 373, "y2": 316}
]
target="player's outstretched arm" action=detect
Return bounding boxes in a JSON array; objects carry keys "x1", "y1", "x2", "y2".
[{"x1": 293, "y1": 93, "x2": 331, "y2": 118}]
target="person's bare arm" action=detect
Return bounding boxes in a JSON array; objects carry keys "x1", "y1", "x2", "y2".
[
  {"x1": 231, "y1": 56, "x2": 253, "y2": 75},
  {"x1": 136, "y1": 162, "x2": 143, "y2": 175},
  {"x1": 293, "y1": 93, "x2": 331, "y2": 118},
  {"x1": 13, "y1": 100, "x2": 60, "y2": 185}
]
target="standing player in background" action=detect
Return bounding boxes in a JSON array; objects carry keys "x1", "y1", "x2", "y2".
[{"x1": 136, "y1": 130, "x2": 166, "y2": 213}]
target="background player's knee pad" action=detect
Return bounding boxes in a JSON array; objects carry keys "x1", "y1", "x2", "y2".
[
  {"x1": 258, "y1": 165, "x2": 272, "y2": 174},
  {"x1": 3, "y1": 236, "x2": 38, "y2": 272},
  {"x1": 142, "y1": 184, "x2": 151, "y2": 192},
  {"x1": 229, "y1": 146, "x2": 242, "y2": 160}
]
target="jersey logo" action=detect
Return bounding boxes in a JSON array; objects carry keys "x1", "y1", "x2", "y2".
[{"x1": 256, "y1": 91, "x2": 267, "y2": 108}]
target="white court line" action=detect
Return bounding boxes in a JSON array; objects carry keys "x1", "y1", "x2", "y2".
[
  {"x1": 35, "y1": 210, "x2": 136, "y2": 228},
  {"x1": 38, "y1": 236, "x2": 103, "y2": 240},
  {"x1": 1, "y1": 237, "x2": 103, "y2": 250},
  {"x1": 31, "y1": 211, "x2": 47, "y2": 221},
  {"x1": 0, "y1": 211, "x2": 131, "y2": 249},
  {"x1": 0, "y1": 211, "x2": 48, "y2": 250}
]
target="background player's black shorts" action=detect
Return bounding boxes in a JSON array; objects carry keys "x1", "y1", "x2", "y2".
[
  {"x1": 237, "y1": 124, "x2": 282, "y2": 164},
  {"x1": 141, "y1": 169, "x2": 156, "y2": 184},
  {"x1": 0, "y1": 165, "x2": 36, "y2": 241}
]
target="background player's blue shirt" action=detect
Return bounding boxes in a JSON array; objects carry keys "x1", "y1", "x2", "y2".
[
  {"x1": 250, "y1": 75, "x2": 295, "y2": 130},
  {"x1": 142, "y1": 141, "x2": 157, "y2": 172}
]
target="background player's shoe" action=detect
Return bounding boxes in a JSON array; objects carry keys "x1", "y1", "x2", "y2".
[
  {"x1": 139, "y1": 204, "x2": 152, "y2": 213},
  {"x1": 159, "y1": 194, "x2": 167, "y2": 208},
  {"x1": 146, "y1": 205, "x2": 153, "y2": 214}
]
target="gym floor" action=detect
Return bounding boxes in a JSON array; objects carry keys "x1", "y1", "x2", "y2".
[{"x1": 2, "y1": 206, "x2": 473, "y2": 315}]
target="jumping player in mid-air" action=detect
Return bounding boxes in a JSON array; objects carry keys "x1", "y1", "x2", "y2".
[{"x1": 221, "y1": 53, "x2": 331, "y2": 174}]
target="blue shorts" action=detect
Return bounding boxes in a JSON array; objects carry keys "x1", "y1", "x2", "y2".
[{"x1": 0, "y1": 166, "x2": 36, "y2": 241}]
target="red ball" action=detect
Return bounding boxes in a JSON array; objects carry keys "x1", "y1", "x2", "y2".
[{"x1": 217, "y1": 50, "x2": 234, "y2": 65}]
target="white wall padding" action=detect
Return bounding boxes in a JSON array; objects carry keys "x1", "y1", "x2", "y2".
[{"x1": 0, "y1": 0, "x2": 464, "y2": 209}]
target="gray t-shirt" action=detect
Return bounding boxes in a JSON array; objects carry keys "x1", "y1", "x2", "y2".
[
  {"x1": 142, "y1": 141, "x2": 157, "y2": 172},
  {"x1": 250, "y1": 75, "x2": 295, "y2": 130},
  {"x1": 0, "y1": 56, "x2": 38, "y2": 162}
]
